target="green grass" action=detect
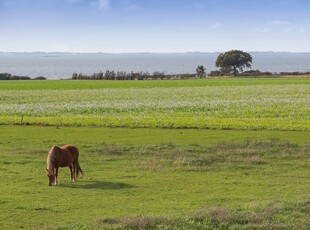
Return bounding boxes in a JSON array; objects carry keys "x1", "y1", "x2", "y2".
[
  {"x1": 0, "y1": 78, "x2": 309, "y2": 130},
  {"x1": 1, "y1": 78, "x2": 310, "y2": 90},
  {"x1": 0, "y1": 126, "x2": 310, "y2": 229},
  {"x1": 1, "y1": 78, "x2": 310, "y2": 229}
]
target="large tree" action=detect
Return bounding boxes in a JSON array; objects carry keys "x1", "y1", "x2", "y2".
[{"x1": 215, "y1": 50, "x2": 252, "y2": 76}]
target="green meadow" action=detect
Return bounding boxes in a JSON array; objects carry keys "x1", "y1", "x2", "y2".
[
  {"x1": 0, "y1": 78, "x2": 310, "y2": 229},
  {"x1": 0, "y1": 78, "x2": 310, "y2": 130}
]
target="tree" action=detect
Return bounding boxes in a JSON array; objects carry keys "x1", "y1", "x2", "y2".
[
  {"x1": 196, "y1": 65, "x2": 206, "y2": 78},
  {"x1": 215, "y1": 50, "x2": 252, "y2": 76}
]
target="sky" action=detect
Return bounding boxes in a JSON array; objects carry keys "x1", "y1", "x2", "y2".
[{"x1": 0, "y1": 0, "x2": 310, "y2": 53}]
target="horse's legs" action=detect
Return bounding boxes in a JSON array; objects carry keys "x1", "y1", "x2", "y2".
[
  {"x1": 69, "y1": 165, "x2": 74, "y2": 182},
  {"x1": 55, "y1": 167, "x2": 59, "y2": 185},
  {"x1": 72, "y1": 163, "x2": 77, "y2": 182}
]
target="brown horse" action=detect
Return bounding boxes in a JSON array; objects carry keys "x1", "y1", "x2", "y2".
[{"x1": 46, "y1": 145, "x2": 84, "y2": 186}]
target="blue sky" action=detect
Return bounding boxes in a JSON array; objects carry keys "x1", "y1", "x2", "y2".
[{"x1": 0, "y1": 0, "x2": 309, "y2": 52}]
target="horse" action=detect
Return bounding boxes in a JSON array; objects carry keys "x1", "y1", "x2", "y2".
[{"x1": 46, "y1": 145, "x2": 84, "y2": 186}]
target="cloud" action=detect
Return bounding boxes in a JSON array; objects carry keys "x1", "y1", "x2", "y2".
[{"x1": 267, "y1": 20, "x2": 291, "y2": 26}]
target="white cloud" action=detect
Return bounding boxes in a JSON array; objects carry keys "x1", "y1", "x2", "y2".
[
  {"x1": 266, "y1": 20, "x2": 293, "y2": 33},
  {"x1": 267, "y1": 20, "x2": 291, "y2": 26}
]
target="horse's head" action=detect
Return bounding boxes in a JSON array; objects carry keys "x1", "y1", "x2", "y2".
[{"x1": 46, "y1": 168, "x2": 56, "y2": 186}]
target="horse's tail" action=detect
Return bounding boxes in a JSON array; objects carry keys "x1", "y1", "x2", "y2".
[{"x1": 77, "y1": 160, "x2": 84, "y2": 178}]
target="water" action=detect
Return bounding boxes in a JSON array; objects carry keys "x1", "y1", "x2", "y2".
[{"x1": 1, "y1": 52, "x2": 310, "y2": 79}]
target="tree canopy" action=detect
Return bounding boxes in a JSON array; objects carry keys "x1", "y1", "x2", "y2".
[
  {"x1": 215, "y1": 50, "x2": 253, "y2": 76},
  {"x1": 196, "y1": 65, "x2": 206, "y2": 78}
]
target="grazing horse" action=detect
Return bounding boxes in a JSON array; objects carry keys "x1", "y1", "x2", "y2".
[{"x1": 46, "y1": 145, "x2": 84, "y2": 186}]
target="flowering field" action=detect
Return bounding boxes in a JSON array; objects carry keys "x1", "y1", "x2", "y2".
[{"x1": 0, "y1": 79, "x2": 309, "y2": 130}]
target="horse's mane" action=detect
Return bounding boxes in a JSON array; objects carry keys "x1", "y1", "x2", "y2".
[{"x1": 47, "y1": 146, "x2": 60, "y2": 175}]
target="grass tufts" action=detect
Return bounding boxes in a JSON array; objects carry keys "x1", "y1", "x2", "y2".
[{"x1": 96, "y1": 201, "x2": 308, "y2": 229}]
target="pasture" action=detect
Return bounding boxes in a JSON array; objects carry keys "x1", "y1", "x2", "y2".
[
  {"x1": 0, "y1": 78, "x2": 310, "y2": 229},
  {"x1": 0, "y1": 126, "x2": 310, "y2": 229},
  {"x1": 0, "y1": 78, "x2": 309, "y2": 130}
]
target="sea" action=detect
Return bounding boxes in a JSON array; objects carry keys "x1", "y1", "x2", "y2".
[{"x1": 1, "y1": 52, "x2": 310, "y2": 80}]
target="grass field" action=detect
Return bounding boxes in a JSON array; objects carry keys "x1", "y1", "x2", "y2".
[
  {"x1": 0, "y1": 78, "x2": 309, "y2": 130},
  {"x1": 0, "y1": 78, "x2": 310, "y2": 229},
  {"x1": 0, "y1": 126, "x2": 310, "y2": 229}
]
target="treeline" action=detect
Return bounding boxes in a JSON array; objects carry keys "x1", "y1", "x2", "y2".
[
  {"x1": 0, "y1": 73, "x2": 47, "y2": 80},
  {"x1": 72, "y1": 70, "x2": 310, "y2": 80},
  {"x1": 209, "y1": 69, "x2": 310, "y2": 77},
  {"x1": 2, "y1": 70, "x2": 310, "y2": 81},
  {"x1": 72, "y1": 71, "x2": 196, "y2": 80}
]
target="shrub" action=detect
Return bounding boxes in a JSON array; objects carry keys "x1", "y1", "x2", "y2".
[
  {"x1": 0, "y1": 73, "x2": 31, "y2": 80},
  {"x1": 33, "y1": 76, "x2": 47, "y2": 80}
]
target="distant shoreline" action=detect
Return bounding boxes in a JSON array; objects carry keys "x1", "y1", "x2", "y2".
[
  {"x1": 1, "y1": 71, "x2": 310, "y2": 81},
  {"x1": 2, "y1": 52, "x2": 310, "y2": 79}
]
